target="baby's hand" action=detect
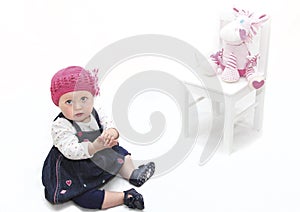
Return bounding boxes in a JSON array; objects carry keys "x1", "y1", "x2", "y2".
[
  {"x1": 101, "y1": 128, "x2": 119, "y2": 145},
  {"x1": 88, "y1": 136, "x2": 105, "y2": 155},
  {"x1": 90, "y1": 135, "x2": 117, "y2": 153},
  {"x1": 89, "y1": 129, "x2": 119, "y2": 155}
]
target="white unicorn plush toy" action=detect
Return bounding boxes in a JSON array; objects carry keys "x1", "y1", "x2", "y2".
[{"x1": 211, "y1": 8, "x2": 269, "y2": 89}]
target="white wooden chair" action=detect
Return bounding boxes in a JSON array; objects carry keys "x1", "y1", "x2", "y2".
[{"x1": 184, "y1": 18, "x2": 271, "y2": 154}]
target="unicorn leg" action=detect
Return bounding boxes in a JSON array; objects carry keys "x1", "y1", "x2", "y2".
[
  {"x1": 210, "y1": 50, "x2": 224, "y2": 74},
  {"x1": 246, "y1": 67, "x2": 265, "y2": 90},
  {"x1": 221, "y1": 53, "x2": 240, "y2": 82}
]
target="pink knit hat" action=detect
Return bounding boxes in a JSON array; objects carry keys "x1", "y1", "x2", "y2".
[{"x1": 50, "y1": 66, "x2": 99, "y2": 106}]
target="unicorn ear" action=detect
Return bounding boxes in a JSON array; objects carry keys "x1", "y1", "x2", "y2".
[
  {"x1": 233, "y1": 7, "x2": 240, "y2": 16},
  {"x1": 257, "y1": 14, "x2": 269, "y2": 25},
  {"x1": 253, "y1": 14, "x2": 269, "y2": 28},
  {"x1": 250, "y1": 14, "x2": 269, "y2": 37}
]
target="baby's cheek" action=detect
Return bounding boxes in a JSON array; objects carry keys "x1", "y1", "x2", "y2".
[{"x1": 63, "y1": 109, "x2": 74, "y2": 120}]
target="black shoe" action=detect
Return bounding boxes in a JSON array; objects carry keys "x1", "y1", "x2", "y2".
[
  {"x1": 129, "y1": 162, "x2": 155, "y2": 187},
  {"x1": 123, "y1": 188, "x2": 144, "y2": 210}
]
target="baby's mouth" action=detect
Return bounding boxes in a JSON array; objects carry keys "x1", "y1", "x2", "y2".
[{"x1": 75, "y1": 113, "x2": 84, "y2": 117}]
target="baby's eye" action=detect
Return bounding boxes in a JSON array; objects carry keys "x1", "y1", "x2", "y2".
[
  {"x1": 65, "y1": 100, "x2": 72, "y2": 105},
  {"x1": 240, "y1": 19, "x2": 245, "y2": 24},
  {"x1": 81, "y1": 97, "x2": 88, "y2": 103}
]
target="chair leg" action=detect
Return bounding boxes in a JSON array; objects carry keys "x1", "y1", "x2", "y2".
[
  {"x1": 212, "y1": 101, "x2": 222, "y2": 116},
  {"x1": 223, "y1": 99, "x2": 235, "y2": 154},
  {"x1": 183, "y1": 89, "x2": 190, "y2": 137},
  {"x1": 253, "y1": 88, "x2": 265, "y2": 131}
]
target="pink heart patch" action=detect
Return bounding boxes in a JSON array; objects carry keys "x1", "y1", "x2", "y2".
[
  {"x1": 66, "y1": 180, "x2": 72, "y2": 186},
  {"x1": 252, "y1": 80, "x2": 264, "y2": 89},
  {"x1": 117, "y1": 158, "x2": 124, "y2": 164}
]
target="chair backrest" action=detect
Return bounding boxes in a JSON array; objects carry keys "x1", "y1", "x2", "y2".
[
  {"x1": 219, "y1": 17, "x2": 271, "y2": 78},
  {"x1": 256, "y1": 19, "x2": 271, "y2": 78}
]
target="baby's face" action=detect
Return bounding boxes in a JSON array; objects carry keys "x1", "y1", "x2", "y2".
[{"x1": 58, "y1": 90, "x2": 94, "y2": 123}]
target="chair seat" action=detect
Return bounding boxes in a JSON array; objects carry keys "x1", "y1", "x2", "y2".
[{"x1": 183, "y1": 74, "x2": 251, "y2": 97}]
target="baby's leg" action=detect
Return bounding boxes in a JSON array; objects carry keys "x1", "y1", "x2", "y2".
[
  {"x1": 72, "y1": 187, "x2": 144, "y2": 210},
  {"x1": 73, "y1": 188, "x2": 124, "y2": 209},
  {"x1": 119, "y1": 155, "x2": 135, "y2": 180},
  {"x1": 72, "y1": 188, "x2": 105, "y2": 209},
  {"x1": 119, "y1": 155, "x2": 155, "y2": 187},
  {"x1": 103, "y1": 188, "x2": 145, "y2": 210},
  {"x1": 113, "y1": 145, "x2": 155, "y2": 187},
  {"x1": 101, "y1": 191, "x2": 124, "y2": 209}
]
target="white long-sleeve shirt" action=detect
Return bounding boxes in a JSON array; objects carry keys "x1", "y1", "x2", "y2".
[{"x1": 51, "y1": 107, "x2": 114, "y2": 160}]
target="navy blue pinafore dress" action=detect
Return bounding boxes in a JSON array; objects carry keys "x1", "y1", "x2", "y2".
[{"x1": 42, "y1": 108, "x2": 128, "y2": 204}]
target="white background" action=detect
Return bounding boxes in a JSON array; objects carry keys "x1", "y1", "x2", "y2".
[{"x1": 1, "y1": 0, "x2": 300, "y2": 211}]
